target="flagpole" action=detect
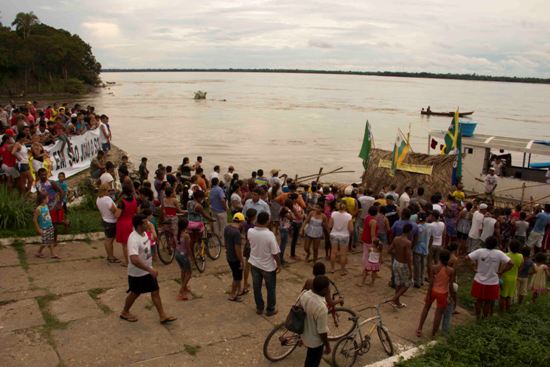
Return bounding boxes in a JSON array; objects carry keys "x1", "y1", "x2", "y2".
[{"x1": 398, "y1": 128, "x2": 414, "y2": 153}]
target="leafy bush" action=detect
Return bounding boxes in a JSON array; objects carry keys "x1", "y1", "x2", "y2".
[
  {"x1": 64, "y1": 78, "x2": 87, "y2": 94},
  {"x1": 399, "y1": 296, "x2": 550, "y2": 367},
  {"x1": 0, "y1": 185, "x2": 34, "y2": 229}
]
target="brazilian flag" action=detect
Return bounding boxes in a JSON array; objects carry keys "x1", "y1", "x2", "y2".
[
  {"x1": 441, "y1": 110, "x2": 462, "y2": 183},
  {"x1": 390, "y1": 132, "x2": 409, "y2": 176}
]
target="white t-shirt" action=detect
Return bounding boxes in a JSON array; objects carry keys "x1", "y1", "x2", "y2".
[
  {"x1": 468, "y1": 211, "x2": 484, "y2": 239},
  {"x1": 358, "y1": 195, "x2": 375, "y2": 219},
  {"x1": 468, "y1": 248, "x2": 510, "y2": 285},
  {"x1": 127, "y1": 231, "x2": 153, "y2": 277},
  {"x1": 399, "y1": 192, "x2": 410, "y2": 209},
  {"x1": 299, "y1": 290, "x2": 329, "y2": 348},
  {"x1": 330, "y1": 211, "x2": 352, "y2": 237},
  {"x1": 480, "y1": 217, "x2": 497, "y2": 242},
  {"x1": 210, "y1": 171, "x2": 219, "y2": 180},
  {"x1": 427, "y1": 221, "x2": 445, "y2": 247},
  {"x1": 99, "y1": 172, "x2": 114, "y2": 186},
  {"x1": 99, "y1": 122, "x2": 109, "y2": 144},
  {"x1": 432, "y1": 203, "x2": 443, "y2": 214},
  {"x1": 230, "y1": 192, "x2": 242, "y2": 209},
  {"x1": 96, "y1": 196, "x2": 117, "y2": 223},
  {"x1": 247, "y1": 227, "x2": 280, "y2": 272},
  {"x1": 269, "y1": 176, "x2": 282, "y2": 187},
  {"x1": 484, "y1": 174, "x2": 498, "y2": 193}
]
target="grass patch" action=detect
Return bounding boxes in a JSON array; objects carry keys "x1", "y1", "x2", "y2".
[
  {"x1": 456, "y1": 264, "x2": 475, "y2": 311},
  {"x1": 144, "y1": 301, "x2": 154, "y2": 310},
  {"x1": 398, "y1": 295, "x2": 550, "y2": 367},
  {"x1": 87, "y1": 288, "x2": 112, "y2": 314},
  {"x1": 36, "y1": 294, "x2": 69, "y2": 332},
  {"x1": 12, "y1": 240, "x2": 29, "y2": 271},
  {"x1": 183, "y1": 344, "x2": 201, "y2": 356}
]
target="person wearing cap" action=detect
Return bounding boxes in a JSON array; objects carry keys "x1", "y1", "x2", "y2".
[
  {"x1": 225, "y1": 212, "x2": 245, "y2": 301},
  {"x1": 268, "y1": 169, "x2": 281, "y2": 187},
  {"x1": 96, "y1": 183, "x2": 121, "y2": 263},
  {"x1": 468, "y1": 203, "x2": 488, "y2": 252}
]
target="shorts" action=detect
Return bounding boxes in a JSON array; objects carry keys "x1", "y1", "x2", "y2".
[
  {"x1": 330, "y1": 234, "x2": 349, "y2": 246},
  {"x1": 103, "y1": 221, "x2": 116, "y2": 238},
  {"x1": 188, "y1": 221, "x2": 205, "y2": 233},
  {"x1": 127, "y1": 274, "x2": 159, "y2": 294},
  {"x1": 526, "y1": 231, "x2": 544, "y2": 249},
  {"x1": 467, "y1": 237, "x2": 481, "y2": 252},
  {"x1": 517, "y1": 277, "x2": 529, "y2": 296},
  {"x1": 430, "y1": 290, "x2": 449, "y2": 309},
  {"x1": 50, "y1": 208, "x2": 65, "y2": 224},
  {"x1": 175, "y1": 251, "x2": 192, "y2": 272},
  {"x1": 377, "y1": 232, "x2": 388, "y2": 245},
  {"x1": 101, "y1": 143, "x2": 111, "y2": 152},
  {"x1": 392, "y1": 260, "x2": 411, "y2": 288},
  {"x1": 471, "y1": 280, "x2": 499, "y2": 301},
  {"x1": 457, "y1": 232, "x2": 468, "y2": 240},
  {"x1": 228, "y1": 260, "x2": 243, "y2": 281},
  {"x1": 17, "y1": 163, "x2": 30, "y2": 173},
  {"x1": 41, "y1": 226, "x2": 55, "y2": 244}
]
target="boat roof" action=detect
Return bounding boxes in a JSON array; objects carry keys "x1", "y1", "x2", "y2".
[{"x1": 429, "y1": 130, "x2": 550, "y2": 156}]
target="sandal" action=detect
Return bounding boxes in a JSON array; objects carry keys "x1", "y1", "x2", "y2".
[
  {"x1": 228, "y1": 296, "x2": 243, "y2": 302},
  {"x1": 176, "y1": 294, "x2": 189, "y2": 301},
  {"x1": 51, "y1": 255, "x2": 61, "y2": 259},
  {"x1": 238, "y1": 288, "x2": 250, "y2": 296},
  {"x1": 160, "y1": 316, "x2": 177, "y2": 324},
  {"x1": 107, "y1": 257, "x2": 121, "y2": 263},
  {"x1": 120, "y1": 314, "x2": 138, "y2": 322}
]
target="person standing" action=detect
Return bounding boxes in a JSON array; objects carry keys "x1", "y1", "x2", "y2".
[
  {"x1": 98, "y1": 114, "x2": 111, "y2": 152},
  {"x1": 480, "y1": 209, "x2": 499, "y2": 245},
  {"x1": 388, "y1": 224, "x2": 413, "y2": 308},
  {"x1": 120, "y1": 214, "x2": 176, "y2": 324},
  {"x1": 499, "y1": 240, "x2": 523, "y2": 313},
  {"x1": 413, "y1": 213, "x2": 429, "y2": 288},
  {"x1": 328, "y1": 202, "x2": 353, "y2": 275},
  {"x1": 242, "y1": 188, "x2": 271, "y2": 217},
  {"x1": 96, "y1": 183, "x2": 121, "y2": 263},
  {"x1": 224, "y1": 165, "x2": 235, "y2": 187},
  {"x1": 225, "y1": 213, "x2": 245, "y2": 302},
  {"x1": 209, "y1": 177, "x2": 228, "y2": 245},
  {"x1": 248, "y1": 212, "x2": 281, "y2": 316},
  {"x1": 298, "y1": 275, "x2": 332, "y2": 367},
  {"x1": 116, "y1": 185, "x2": 138, "y2": 266},
  {"x1": 467, "y1": 203, "x2": 487, "y2": 252},
  {"x1": 33, "y1": 192, "x2": 60, "y2": 259},
  {"x1": 35, "y1": 168, "x2": 66, "y2": 243},
  {"x1": 526, "y1": 204, "x2": 550, "y2": 252},
  {"x1": 11, "y1": 133, "x2": 33, "y2": 192}
]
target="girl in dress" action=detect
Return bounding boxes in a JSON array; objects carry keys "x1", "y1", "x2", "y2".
[
  {"x1": 301, "y1": 203, "x2": 327, "y2": 263},
  {"x1": 531, "y1": 252, "x2": 549, "y2": 303},
  {"x1": 360, "y1": 239, "x2": 383, "y2": 286}
]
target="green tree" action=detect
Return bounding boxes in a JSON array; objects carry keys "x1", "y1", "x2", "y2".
[{"x1": 11, "y1": 11, "x2": 39, "y2": 39}]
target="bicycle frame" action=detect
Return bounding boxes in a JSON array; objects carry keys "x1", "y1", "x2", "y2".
[{"x1": 349, "y1": 304, "x2": 385, "y2": 343}]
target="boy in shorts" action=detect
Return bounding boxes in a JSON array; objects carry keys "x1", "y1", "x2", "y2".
[{"x1": 33, "y1": 192, "x2": 60, "y2": 259}]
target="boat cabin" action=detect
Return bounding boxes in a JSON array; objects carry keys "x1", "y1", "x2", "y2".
[{"x1": 428, "y1": 130, "x2": 550, "y2": 203}]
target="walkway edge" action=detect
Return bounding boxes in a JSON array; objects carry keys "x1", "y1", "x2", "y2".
[
  {"x1": 0, "y1": 232, "x2": 105, "y2": 246},
  {"x1": 362, "y1": 341, "x2": 436, "y2": 367}
]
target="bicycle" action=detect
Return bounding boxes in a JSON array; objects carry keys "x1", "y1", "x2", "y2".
[
  {"x1": 156, "y1": 216, "x2": 181, "y2": 265},
  {"x1": 332, "y1": 302, "x2": 394, "y2": 367},
  {"x1": 263, "y1": 279, "x2": 357, "y2": 362},
  {"x1": 191, "y1": 220, "x2": 222, "y2": 273}
]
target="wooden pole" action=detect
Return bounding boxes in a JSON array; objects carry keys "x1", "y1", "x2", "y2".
[{"x1": 315, "y1": 168, "x2": 323, "y2": 185}]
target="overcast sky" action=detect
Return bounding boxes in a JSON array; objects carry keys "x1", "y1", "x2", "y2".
[{"x1": 2, "y1": 0, "x2": 550, "y2": 77}]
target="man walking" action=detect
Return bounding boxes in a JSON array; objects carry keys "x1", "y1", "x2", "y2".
[
  {"x1": 209, "y1": 177, "x2": 228, "y2": 245},
  {"x1": 120, "y1": 214, "x2": 176, "y2": 324},
  {"x1": 299, "y1": 275, "x2": 331, "y2": 367},
  {"x1": 388, "y1": 224, "x2": 413, "y2": 308},
  {"x1": 248, "y1": 211, "x2": 281, "y2": 316}
]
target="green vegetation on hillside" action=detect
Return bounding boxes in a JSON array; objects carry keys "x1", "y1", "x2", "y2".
[
  {"x1": 101, "y1": 68, "x2": 550, "y2": 85},
  {"x1": 0, "y1": 11, "x2": 101, "y2": 95}
]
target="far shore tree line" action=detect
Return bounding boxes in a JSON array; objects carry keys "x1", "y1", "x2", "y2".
[{"x1": 0, "y1": 11, "x2": 101, "y2": 96}]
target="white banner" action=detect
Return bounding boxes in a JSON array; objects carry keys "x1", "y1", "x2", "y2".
[{"x1": 44, "y1": 129, "x2": 102, "y2": 178}]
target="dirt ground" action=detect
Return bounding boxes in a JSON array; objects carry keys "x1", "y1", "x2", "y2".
[{"x1": 0, "y1": 238, "x2": 472, "y2": 367}]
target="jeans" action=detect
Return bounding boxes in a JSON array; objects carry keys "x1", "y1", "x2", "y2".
[
  {"x1": 304, "y1": 345, "x2": 324, "y2": 367},
  {"x1": 213, "y1": 211, "x2": 227, "y2": 246},
  {"x1": 251, "y1": 265, "x2": 277, "y2": 313},
  {"x1": 290, "y1": 221, "x2": 301, "y2": 257},
  {"x1": 279, "y1": 228, "x2": 289, "y2": 264},
  {"x1": 441, "y1": 303, "x2": 453, "y2": 333},
  {"x1": 413, "y1": 252, "x2": 427, "y2": 286}
]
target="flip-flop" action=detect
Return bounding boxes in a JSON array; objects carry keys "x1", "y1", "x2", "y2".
[
  {"x1": 176, "y1": 294, "x2": 189, "y2": 301},
  {"x1": 51, "y1": 255, "x2": 61, "y2": 259},
  {"x1": 397, "y1": 303, "x2": 407, "y2": 309},
  {"x1": 238, "y1": 289, "x2": 250, "y2": 296},
  {"x1": 119, "y1": 314, "x2": 138, "y2": 322},
  {"x1": 160, "y1": 316, "x2": 177, "y2": 324},
  {"x1": 107, "y1": 257, "x2": 121, "y2": 263},
  {"x1": 228, "y1": 296, "x2": 243, "y2": 302}
]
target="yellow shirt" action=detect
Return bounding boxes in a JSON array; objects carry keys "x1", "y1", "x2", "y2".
[
  {"x1": 342, "y1": 197, "x2": 357, "y2": 215},
  {"x1": 452, "y1": 190, "x2": 465, "y2": 201}
]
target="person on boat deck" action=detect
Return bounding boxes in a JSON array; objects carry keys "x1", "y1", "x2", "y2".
[
  {"x1": 427, "y1": 106, "x2": 431, "y2": 113},
  {"x1": 491, "y1": 158, "x2": 504, "y2": 176}
]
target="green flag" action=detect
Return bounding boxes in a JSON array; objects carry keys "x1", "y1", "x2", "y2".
[{"x1": 359, "y1": 121, "x2": 373, "y2": 170}]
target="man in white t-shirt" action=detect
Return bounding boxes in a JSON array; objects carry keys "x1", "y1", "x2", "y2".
[
  {"x1": 399, "y1": 187, "x2": 412, "y2": 211},
  {"x1": 248, "y1": 211, "x2": 281, "y2": 316},
  {"x1": 467, "y1": 236, "x2": 512, "y2": 320},
  {"x1": 99, "y1": 161, "x2": 115, "y2": 188},
  {"x1": 427, "y1": 211, "x2": 445, "y2": 273},
  {"x1": 120, "y1": 214, "x2": 176, "y2": 324},
  {"x1": 96, "y1": 183, "x2": 120, "y2": 263},
  {"x1": 480, "y1": 211, "x2": 499, "y2": 243},
  {"x1": 210, "y1": 165, "x2": 220, "y2": 180},
  {"x1": 467, "y1": 203, "x2": 487, "y2": 252},
  {"x1": 299, "y1": 275, "x2": 331, "y2": 367}
]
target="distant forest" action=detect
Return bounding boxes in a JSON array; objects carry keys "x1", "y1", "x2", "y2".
[
  {"x1": 0, "y1": 12, "x2": 101, "y2": 96},
  {"x1": 102, "y1": 68, "x2": 550, "y2": 85}
]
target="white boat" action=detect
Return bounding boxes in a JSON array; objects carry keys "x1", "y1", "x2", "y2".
[{"x1": 428, "y1": 130, "x2": 550, "y2": 204}]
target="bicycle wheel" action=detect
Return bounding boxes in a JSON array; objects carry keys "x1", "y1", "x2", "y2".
[
  {"x1": 205, "y1": 233, "x2": 222, "y2": 260},
  {"x1": 157, "y1": 232, "x2": 175, "y2": 265},
  {"x1": 263, "y1": 323, "x2": 300, "y2": 362},
  {"x1": 328, "y1": 307, "x2": 357, "y2": 340},
  {"x1": 377, "y1": 325, "x2": 394, "y2": 356},
  {"x1": 193, "y1": 241, "x2": 206, "y2": 273},
  {"x1": 332, "y1": 336, "x2": 359, "y2": 367}
]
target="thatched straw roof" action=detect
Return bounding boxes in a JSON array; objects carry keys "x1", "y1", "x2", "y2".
[{"x1": 362, "y1": 148, "x2": 456, "y2": 195}]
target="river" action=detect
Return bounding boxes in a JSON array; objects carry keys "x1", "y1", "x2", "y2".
[{"x1": 72, "y1": 72, "x2": 550, "y2": 183}]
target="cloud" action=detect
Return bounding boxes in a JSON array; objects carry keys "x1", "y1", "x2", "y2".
[
  {"x1": 308, "y1": 39, "x2": 334, "y2": 49},
  {"x1": 82, "y1": 22, "x2": 120, "y2": 38}
]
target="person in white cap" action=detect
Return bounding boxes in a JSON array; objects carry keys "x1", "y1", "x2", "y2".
[
  {"x1": 467, "y1": 203, "x2": 488, "y2": 252},
  {"x1": 268, "y1": 169, "x2": 281, "y2": 187}
]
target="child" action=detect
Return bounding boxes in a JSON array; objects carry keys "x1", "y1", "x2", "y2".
[
  {"x1": 302, "y1": 262, "x2": 343, "y2": 307},
  {"x1": 176, "y1": 217, "x2": 192, "y2": 301},
  {"x1": 531, "y1": 252, "x2": 549, "y2": 303},
  {"x1": 360, "y1": 239, "x2": 383, "y2": 286},
  {"x1": 241, "y1": 208, "x2": 257, "y2": 295},
  {"x1": 517, "y1": 246, "x2": 534, "y2": 304},
  {"x1": 416, "y1": 249, "x2": 455, "y2": 338},
  {"x1": 33, "y1": 192, "x2": 60, "y2": 259},
  {"x1": 279, "y1": 199, "x2": 295, "y2": 265},
  {"x1": 225, "y1": 213, "x2": 245, "y2": 302},
  {"x1": 142, "y1": 208, "x2": 158, "y2": 262},
  {"x1": 57, "y1": 172, "x2": 70, "y2": 229},
  {"x1": 499, "y1": 240, "x2": 523, "y2": 312}
]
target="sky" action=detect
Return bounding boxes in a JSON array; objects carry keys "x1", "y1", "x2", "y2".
[{"x1": 2, "y1": 0, "x2": 550, "y2": 77}]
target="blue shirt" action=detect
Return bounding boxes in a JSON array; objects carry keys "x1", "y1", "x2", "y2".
[
  {"x1": 391, "y1": 219, "x2": 418, "y2": 240},
  {"x1": 533, "y1": 212, "x2": 550, "y2": 233},
  {"x1": 37, "y1": 204, "x2": 53, "y2": 229},
  {"x1": 242, "y1": 198, "x2": 271, "y2": 217},
  {"x1": 209, "y1": 185, "x2": 226, "y2": 213},
  {"x1": 414, "y1": 223, "x2": 429, "y2": 255}
]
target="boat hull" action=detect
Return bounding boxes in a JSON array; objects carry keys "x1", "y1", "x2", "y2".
[{"x1": 421, "y1": 111, "x2": 474, "y2": 117}]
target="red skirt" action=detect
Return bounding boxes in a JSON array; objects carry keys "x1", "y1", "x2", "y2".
[{"x1": 471, "y1": 280, "x2": 499, "y2": 301}]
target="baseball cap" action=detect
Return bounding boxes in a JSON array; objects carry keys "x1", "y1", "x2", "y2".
[
  {"x1": 4, "y1": 129, "x2": 16, "y2": 137},
  {"x1": 233, "y1": 212, "x2": 245, "y2": 222},
  {"x1": 344, "y1": 186, "x2": 353, "y2": 196},
  {"x1": 479, "y1": 203, "x2": 488, "y2": 210}
]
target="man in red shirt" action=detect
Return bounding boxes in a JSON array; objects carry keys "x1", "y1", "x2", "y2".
[{"x1": 0, "y1": 129, "x2": 18, "y2": 185}]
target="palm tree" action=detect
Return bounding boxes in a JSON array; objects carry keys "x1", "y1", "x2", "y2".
[{"x1": 11, "y1": 11, "x2": 39, "y2": 39}]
